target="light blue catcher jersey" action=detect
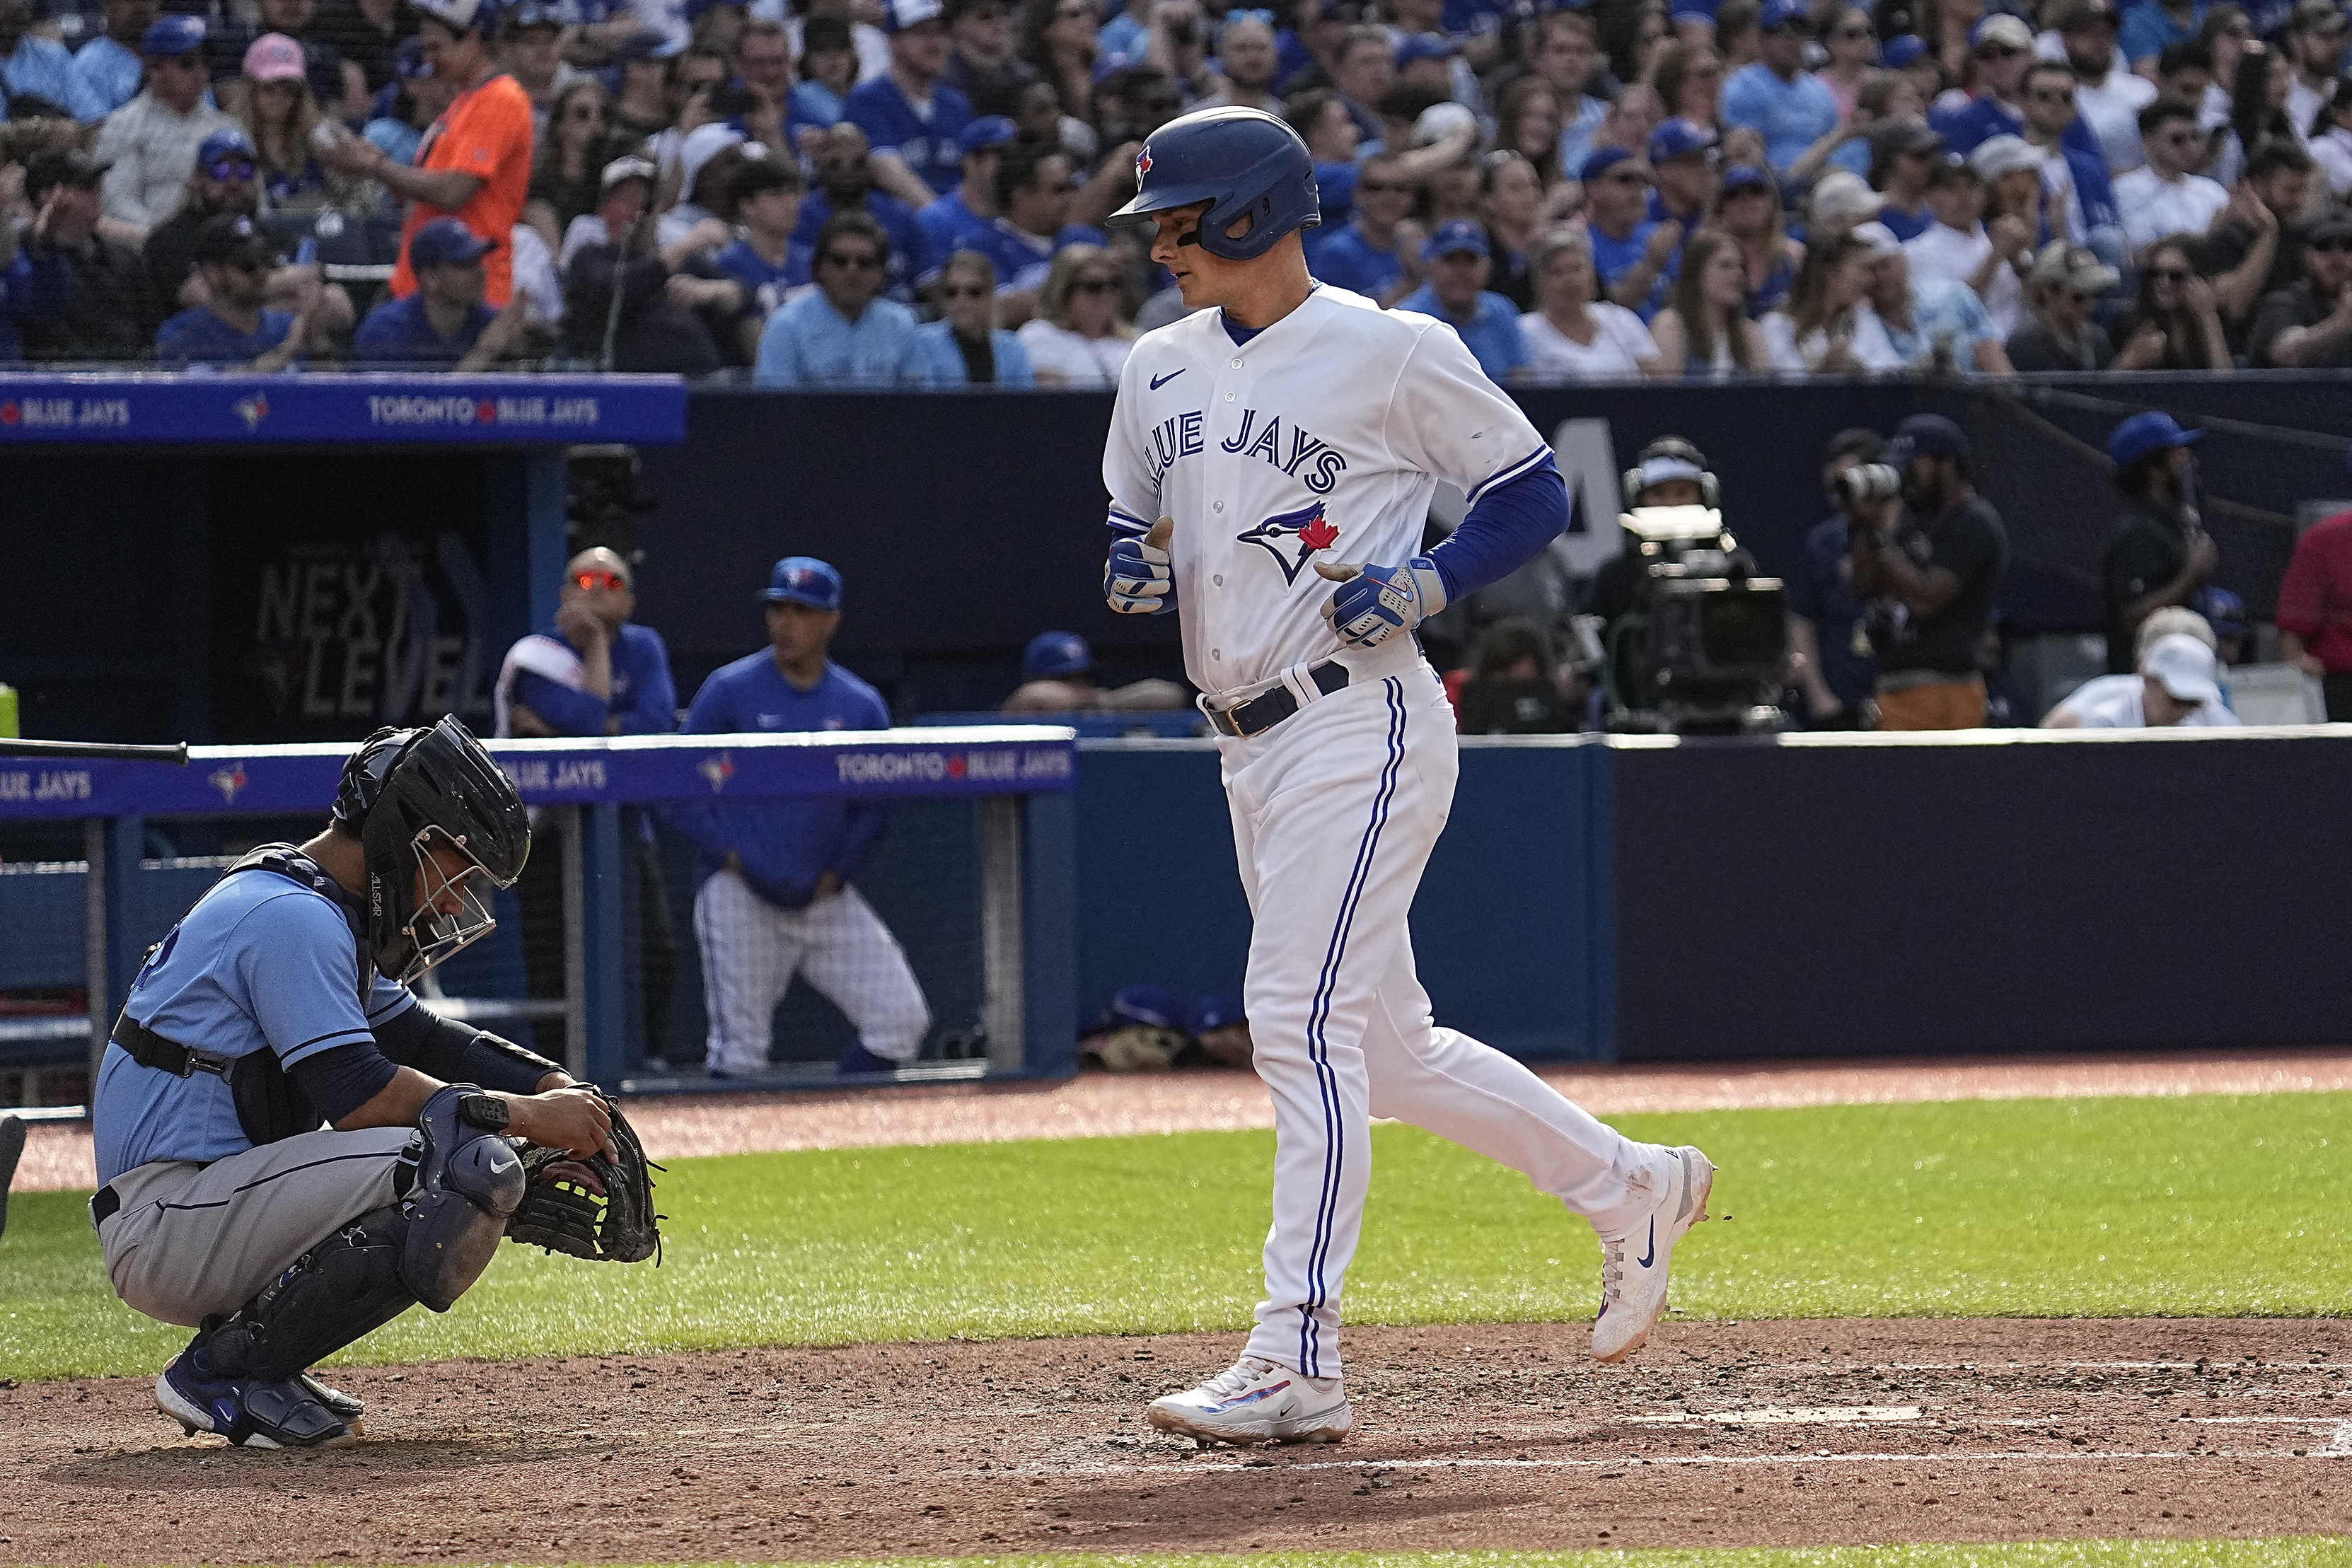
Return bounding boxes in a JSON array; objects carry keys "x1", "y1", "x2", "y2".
[{"x1": 92, "y1": 869, "x2": 419, "y2": 1185}]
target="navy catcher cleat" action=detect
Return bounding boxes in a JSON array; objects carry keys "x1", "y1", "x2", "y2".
[{"x1": 157, "y1": 1344, "x2": 354, "y2": 1448}]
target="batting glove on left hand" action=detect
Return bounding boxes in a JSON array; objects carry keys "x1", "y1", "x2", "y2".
[
  {"x1": 1316, "y1": 554, "x2": 1449, "y2": 649},
  {"x1": 1106, "y1": 517, "x2": 1176, "y2": 615}
]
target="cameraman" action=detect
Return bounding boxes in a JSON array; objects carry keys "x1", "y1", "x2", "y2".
[
  {"x1": 1846, "y1": 414, "x2": 2010, "y2": 731},
  {"x1": 1787, "y1": 427, "x2": 1889, "y2": 729},
  {"x1": 1587, "y1": 437, "x2": 1719, "y2": 631},
  {"x1": 2099, "y1": 412, "x2": 2216, "y2": 675}
]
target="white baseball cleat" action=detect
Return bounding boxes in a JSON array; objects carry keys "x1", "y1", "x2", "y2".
[
  {"x1": 1592, "y1": 1145, "x2": 1715, "y2": 1364},
  {"x1": 1145, "y1": 1354, "x2": 1353, "y2": 1446}
]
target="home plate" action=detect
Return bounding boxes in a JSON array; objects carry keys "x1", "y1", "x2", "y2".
[{"x1": 1626, "y1": 1405, "x2": 1925, "y2": 1427}]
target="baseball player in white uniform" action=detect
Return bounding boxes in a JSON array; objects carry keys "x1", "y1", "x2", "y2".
[{"x1": 1099, "y1": 106, "x2": 1717, "y2": 1446}]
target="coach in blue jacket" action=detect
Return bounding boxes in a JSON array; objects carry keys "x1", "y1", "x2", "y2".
[
  {"x1": 495, "y1": 546, "x2": 680, "y2": 1066},
  {"x1": 670, "y1": 557, "x2": 932, "y2": 1078}
]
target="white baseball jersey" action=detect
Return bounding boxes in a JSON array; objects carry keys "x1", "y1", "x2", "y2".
[{"x1": 1102, "y1": 284, "x2": 1553, "y2": 696}]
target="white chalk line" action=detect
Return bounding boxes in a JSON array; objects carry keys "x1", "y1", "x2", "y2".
[
  {"x1": 1002, "y1": 1444, "x2": 2351, "y2": 1480},
  {"x1": 1623, "y1": 1405, "x2": 1923, "y2": 1427}
]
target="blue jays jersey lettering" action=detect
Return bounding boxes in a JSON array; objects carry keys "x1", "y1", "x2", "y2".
[{"x1": 1104, "y1": 284, "x2": 1551, "y2": 695}]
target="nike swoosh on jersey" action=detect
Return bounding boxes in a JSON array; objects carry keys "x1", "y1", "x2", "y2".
[{"x1": 1149, "y1": 369, "x2": 1185, "y2": 389}]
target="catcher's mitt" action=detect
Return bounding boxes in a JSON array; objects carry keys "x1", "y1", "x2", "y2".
[{"x1": 505, "y1": 1098, "x2": 663, "y2": 1263}]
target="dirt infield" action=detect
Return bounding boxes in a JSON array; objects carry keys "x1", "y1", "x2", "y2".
[
  {"x1": 18, "y1": 1046, "x2": 2352, "y2": 1192},
  {"x1": 4, "y1": 1318, "x2": 2346, "y2": 1562}
]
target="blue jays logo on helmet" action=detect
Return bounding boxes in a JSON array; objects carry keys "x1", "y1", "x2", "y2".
[
  {"x1": 1109, "y1": 106, "x2": 1319, "y2": 262},
  {"x1": 1236, "y1": 501, "x2": 1340, "y2": 584}
]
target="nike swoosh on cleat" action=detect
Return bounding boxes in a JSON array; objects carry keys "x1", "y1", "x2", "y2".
[
  {"x1": 1636, "y1": 1215, "x2": 1656, "y2": 1270},
  {"x1": 1150, "y1": 369, "x2": 1185, "y2": 389}
]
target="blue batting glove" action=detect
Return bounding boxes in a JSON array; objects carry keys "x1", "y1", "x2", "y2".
[
  {"x1": 1316, "y1": 554, "x2": 1449, "y2": 649},
  {"x1": 1106, "y1": 517, "x2": 1176, "y2": 615}
]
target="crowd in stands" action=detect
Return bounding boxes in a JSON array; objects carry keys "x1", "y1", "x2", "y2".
[{"x1": 8, "y1": 0, "x2": 2352, "y2": 374}]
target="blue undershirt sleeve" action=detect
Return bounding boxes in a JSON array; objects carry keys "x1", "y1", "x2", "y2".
[
  {"x1": 514, "y1": 668, "x2": 614, "y2": 737},
  {"x1": 286, "y1": 1040, "x2": 401, "y2": 1126},
  {"x1": 1422, "y1": 456, "x2": 1571, "y2": 603}
]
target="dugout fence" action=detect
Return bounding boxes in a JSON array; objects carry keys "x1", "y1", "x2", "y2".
[{"x1": 0, "y1": 728, "x2": 1077, "y2": 1110}]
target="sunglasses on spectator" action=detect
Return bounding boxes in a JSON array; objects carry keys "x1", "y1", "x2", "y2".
[
  {"x1": 2312, "y1": 237, "x2": 2352, "y2": 253},
  {"x1": 1833, "y1": 24, "x2": 1873, "y2": 37},
  {"x1": 574, "y1": 569, "x2": 628, "y2": 591},
  {"x1": 2028, "y1": 87, "x2": 2075, "y2": 103},
  {"x1": 567, "y1": 104, "x2": 605, "y2": 121},
  {"x1": 1606, "y1": 170, "x2": 1651, "y2": 184},
  {"x1": 824, "y1": 250, "x2": 884, "y2": 269},
  {"x1": 2150, "y1": 267, "x2": 2193, "y2": 281},
  {"x1": 1976, "y1": 43, "x2": 2024, "y2": 58},
  {"x1": 939, "y1": 284, "x2": 990, "y2": 299},
  {"x1": 1074, "y1": 277, "x2": 1118, "y2": 293},
  {"x1": 206, "y1": 157, "x2": 257, "y2": 180}
]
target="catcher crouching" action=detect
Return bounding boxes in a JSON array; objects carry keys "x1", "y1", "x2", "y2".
[{"x1": 88, "y1": 719, "x2": 659, "y2": 1450}]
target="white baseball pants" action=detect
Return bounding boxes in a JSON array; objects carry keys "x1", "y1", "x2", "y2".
[
  {"x1": 1220, "y1": 655, "x2": 1667, "y2": 1380},
  {"x1": 693, "y1": 869, "x2": 932, "y2": 1074}
]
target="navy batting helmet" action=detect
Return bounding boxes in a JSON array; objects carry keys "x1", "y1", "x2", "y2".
[
  {"x1": 1108, "y1": 106, "x2": 1319, "y2": 262},
  {"x1": 1023, "y1": 631, "x2": 1092, "y2": 680}
]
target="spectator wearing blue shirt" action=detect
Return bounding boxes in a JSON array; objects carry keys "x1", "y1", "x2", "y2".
[
  {"x1": 915, "y1": 112, "x2": 1016, "y2": 260},
  {"x1": 846, "y1": 0, "x2": 974, "y2": 205},
  {"x1": 911, "y1": 247, "x2": 1035, "y2": 384},
  {"x1": 2119, "y1": 0, "x2": 2206, "y2": 72},
  {"x1": 1, "y1": 0, "x2": 107, "y2": 120},
  {"x1": 1647, "y1": 117, "x2": 1718, "y2": 262},
  {"x1": 67, "y1": 0, "x2": 156, "y2": 117},
  {"x1": 1788, "y1": 428, "x2": 1888, "y2": 726},
  {"x1": 497, "y1": 545, "x2": 680, "y2": 1065},
  {"x1": 354, "y1": 217, "x2": 531, "y2": 367},
  {"x1": 1929, "y1": 14, "x2": 2110, "y2": 170},
  {"x1": 792, "y1": 121, "x2": 935, "y2": 303},
  {"x1": 715, "y1": 157, "x2": 812, "y2": 349},
  {"x1": 789, "y1": 13, "x2": 857, "y2": 127},
  {"x1": 1582, "y1": 146, "x2": 1679, "y2": 320},
  {"x1": 1308, "y1": 150, "x2": 1418, "y2": 304},
  {"x1": 154, "y1": 214, "x2": 314, "y2": 369},
  {"x1": 1722, "y1": 0, "x2": 1841, "y2": 180},
  {"x1": 962, "y1": 139, "x2": 1106, "y2": 309},
  {"x1": 757, "y1": 209, "x2": 923, "y2": 385},
  {"x1": 1396, "y1": 220, "x2": 1531, "y2": 382},
  {"x1": 671, "y1": 556, "x2": 932, "y2": 1079}
]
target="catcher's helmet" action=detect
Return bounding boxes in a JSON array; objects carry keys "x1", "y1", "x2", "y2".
[
  {"x1": 332, "y1": 716, "x2": 528, "y2": 985},
  {"x1": 1108, "y1": 106, "x2": 1319, "y2": 262}
]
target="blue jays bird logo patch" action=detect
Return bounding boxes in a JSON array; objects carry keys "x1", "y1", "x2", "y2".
[{"x1": 1237, "y1": 501, "x2": 1340, "y2": 585}]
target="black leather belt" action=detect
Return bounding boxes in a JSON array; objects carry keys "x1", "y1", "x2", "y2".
[
  {"x1": 92, "y1": 1184, "x2": 121, "y2": 1226},
  {"x1": 1205, "y1": 661, "x2": 1350, "y2": 738}
]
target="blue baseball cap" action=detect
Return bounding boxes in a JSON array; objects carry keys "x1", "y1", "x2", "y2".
[
  {"x1": 141, "y1": 13, "x2": 206, "y2": 55},
  {"x1": 409, "y1": 216, "x2": 497, "y2": 269},
  {"x1": 1189, "y1": 993, "x2": 1245, "y2": 1033},
  {"x1": 1423, "y1": 219, "x2": 1489, "y2": 261},
  {"x1": 760, "y1": 556, "x2": 843, "y2": 610},
  {"x1": 2107, "y1": 410, "x2": 2203, "y2": 470},
  {"x1": 1578, "y1": 144, "x2": 1640, "y2": 182},
  {"x1": 1882, "y1": 31, "x2": 1928, "y2": 66},
  {"x1": 1394, "y1": 30, "x2": 1457, "y2": 66},
  {"x1": 1647, "y1": 116, "x2": 1717, "y2": 163},
  {"x1": 1887, "y1": 413, "x2": 1970, "y2": 466},
  {"x1": 1721, "y1": 161, "x2": 1770, "y2": 193},
  {"x1": 958, "y1": 114, "x2": 1018, "y2": 153},
  {"x1": 196, "y1": 127, "x2": 256, "y2": 167},
  {"x1": 1760, "y1": 0, "x2": 1809, "y2": 30},
  {"x1": 1105, "y1": 982, "x2": 1186, "y2": 1031},
  {"x1": 508, "y1": 1, "x2": 564, "y2": 28},
  {"x1": 2194, "y1": 585, "x2": 2247, "y2": 639},
  {"x1": 1023, "y1": 630, "x2": 1092, "y2": 680}
]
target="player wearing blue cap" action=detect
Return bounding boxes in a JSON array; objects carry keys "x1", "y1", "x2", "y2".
[
  {"x1": 1100, "y1": 106, "x2": 1717, "y2": 1444},
  {"x1": 91, "y1": 14, "x2": 239, "y2": 231},
  {"x1": 670, "y1": 558, "x2": 932, "y2": 1079},
  {"x1": 2099, "y1": 411, "x2": 2217, "y2": 673}
]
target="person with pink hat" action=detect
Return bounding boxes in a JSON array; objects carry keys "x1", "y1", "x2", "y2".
[{"x1": 230, "y1": 33, "x2": 334, "y2": 209}]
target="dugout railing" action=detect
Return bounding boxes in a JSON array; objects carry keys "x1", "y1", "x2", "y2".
[{"x1": 0, "y1": 728, "x2": 1077, "y2": 1110}]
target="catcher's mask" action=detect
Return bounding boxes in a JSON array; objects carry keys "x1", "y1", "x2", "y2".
[{"x1": 332, "y1": 718, "x2": 528, "y2": 985}]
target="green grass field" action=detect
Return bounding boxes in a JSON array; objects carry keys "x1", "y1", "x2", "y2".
[{"x1": 3, "y1": 1090, "x2": 2343, "y2": 1382}]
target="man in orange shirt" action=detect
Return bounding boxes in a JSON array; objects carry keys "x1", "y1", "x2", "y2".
[{"x1": 323, "y1": 0, "x2": 533, "y2": 305}]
